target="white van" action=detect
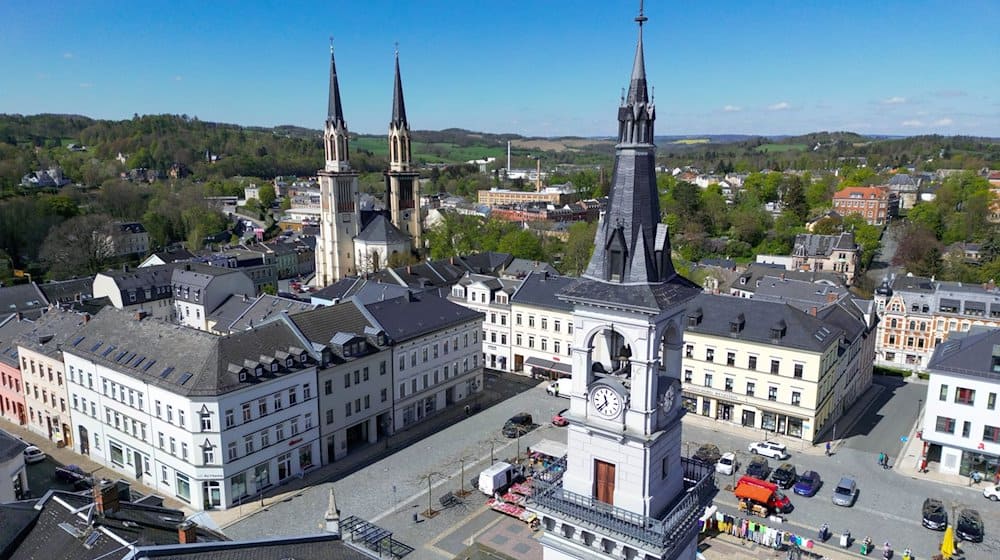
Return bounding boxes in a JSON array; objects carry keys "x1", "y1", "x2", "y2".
[{"x1": 478, "y1": 461, "x2": 516, "y2": 496}]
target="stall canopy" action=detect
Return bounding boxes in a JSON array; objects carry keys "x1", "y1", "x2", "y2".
[
  {"x1": 524, "y1": 357, "x2": 571, "y2": 377},
  {"x1": 531, "y1": 439, "x2": 568, "y2": 459},
  {"x1": 734, "y1": 482, "x2": 773, "y2": 504}
]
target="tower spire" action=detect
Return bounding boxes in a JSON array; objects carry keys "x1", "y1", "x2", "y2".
[
  {"x1": 391, "y1": 45, "x2": 408, "y2": 129},
  {"x1": 627, "y1": 1, "x2": 649, "y2": 105},
  {"x1": 327, "y1": 37, "x2": 346, "y2": 126}
]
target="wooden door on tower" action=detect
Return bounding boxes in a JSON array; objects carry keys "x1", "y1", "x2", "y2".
[{"x1": 594, "y1": 459, "x2": 616, "y2": 506}]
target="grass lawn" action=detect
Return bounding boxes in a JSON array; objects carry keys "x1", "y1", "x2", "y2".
[{"x1": 756, "y1": 143, "x2": 807, "y2": 153}]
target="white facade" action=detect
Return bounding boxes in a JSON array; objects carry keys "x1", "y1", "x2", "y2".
[
  {"x1": 510, "y1": 304, "x2": 574, "y2": 377},
  {"x1": 171, "y1": 266, "x2": 255, "y2": 332},
  {"x1": 64, "y1": 350, "x2": 321, "y2": 510},
  {"x1": 449, "y1": 274, "x2": 515, "y2": 372},
  {"x1": 922, "y1": 371, "x2": 1000, "y2": 476},
  {"x1": 353, "y1": 236, "x2": 409, "y2": 276},
  {"x1": 318, "y1": 347, "x2": 393, "y2": 464},
  {"x1": 93, "y1": 271, "x2": 174, "y2": 322}
]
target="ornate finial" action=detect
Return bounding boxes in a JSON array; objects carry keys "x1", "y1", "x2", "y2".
[
  {"x1": 394, "y1": 41, "x2": 399, "y2": 57},
  {"x1": 329, "y1": 36, "x2": 334, "y2": 53},
  {"x1": 651, "y1": 86, "x2": 655, "y2": 103},
  {"x1": 621, "y1": 87, "x2": 626, "y2": 103},
  {"x1": 635, "y1": 0, "x2": 647, "y2": 26}
]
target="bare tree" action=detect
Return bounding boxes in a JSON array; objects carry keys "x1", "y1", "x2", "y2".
[{"x1": 40, "y1": 214, "x2": 118, "y2": 279}]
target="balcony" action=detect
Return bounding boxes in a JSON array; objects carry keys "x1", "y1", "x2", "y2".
[{"x1": 530, "y1": 457, "x2": 715, "y2": 556}]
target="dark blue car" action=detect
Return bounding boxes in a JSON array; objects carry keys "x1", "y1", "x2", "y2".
[{"x1": 793, "y1": 470, "x2": 821, "y2": 497}]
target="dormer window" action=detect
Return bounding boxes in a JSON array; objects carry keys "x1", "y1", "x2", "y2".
[
  {"x1": 729, "y1": 313, "x2": 745, "y2": 333},
  {"x1": 285, "y1": 357, "x2": 293, "y2": 368},
  {"x1": 270, "y1": 362, "x2": 278, "y2": 373},
  {"x1": 239, "y1": 371, "x2": 248, "y2": 382},
  {"x1": 687, "y1": 308, "x2": 703, "y2": 327},
  {"x1": 770, "y1": 320, "x2": 787, "y2": 339},
  {"x1": 255, "y1": 366, "x2": 263, "y2": 377},
  {"x1": 299, "y1": 353, "x2": 308, "y2": 364}
]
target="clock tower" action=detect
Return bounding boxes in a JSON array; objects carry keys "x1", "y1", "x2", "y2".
[{"x1": 529, "y1": 4, "x2": 715, "y2": 560}]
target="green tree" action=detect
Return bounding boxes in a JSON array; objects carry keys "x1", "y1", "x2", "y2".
[
  {"x1": 39, "y1": 213, "x2": 117, "y2": 279},
  {"x1": 258, "y1": 184, "x2": 277, "y2": 208},
  {"x1": 498, "y1": 229, "x2": 544, "y2": 261},
  {"x1": 560, "y1": 221, "x2": 597, "y2": 276}
]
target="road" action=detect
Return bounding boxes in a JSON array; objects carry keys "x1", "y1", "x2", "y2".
[{"x1": 226, "y1": 376, "x2": 998, "y2": 560}]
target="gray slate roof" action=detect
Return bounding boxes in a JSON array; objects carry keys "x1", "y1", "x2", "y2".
[
  {"x1": 733, "y1": 263, "x2": 846, "y2": 294},
  {"x1": 0, "y1": 316, "x2": 37, "y2": 367},
  {"x1": 561, "y1": 274, "x2": 701, "y2": 315},
  {"x1": 362, "y1": 293, "x2": 483, "y2": 343},
  {"x1": 66, "y1": 308, "x2": 315, "y2": 397},
  {"x1": 0, "y1": 428, "x2": 27, "y2": 462},
  {"x1": 98, "y1": 264, "x2": 175, "y2": 304},
  {"x1": 130, "y1": 534, "x2": 372, "y2": 560},
  {"x1": 0, "y1": 500, "x2": 39, "y2": 559},
  {"x1": 793, "y1": 232, "x2": 857, "y2": 258},
  {"x1": 510, "y1": 272, "x2": 577, "y2": 312},
  {"x1": 14, "y1": 308, "x2": 90, "y2": 359},
  {"x1": 355, "y1": 214, "x2": 409, "y2": 244},
  {"x1": 927, "y1": 328, "x2": 1000, "y2": 380},
  {"x1": 209, "y1": 294, "x2": 316, "y2": 333},
  {"x1": 37, "y1": 277, "x2": 94, "y2": 303},
  {"x1": 753, "y1": 276, "x2": 849, "y2": 312},
  {"x1": 503, "y1": 258, "x2": 559, "y2": 279},
  {"x1": 0, "y1": 283, "x2": 49, "y2": 321},
  {"x1": 684, "y1": 293, "x2": 843, "y2": 353}
]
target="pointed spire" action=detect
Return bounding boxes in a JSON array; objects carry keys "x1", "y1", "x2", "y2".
[
  {"x1": 391, "y1": 45, "x2": 408, "y2": 129},
  {"x1": 327, "y1": 38, "x2": 345, "y2": 125},
  {"x1": 627, "y1": 1, "x2": 649, "y2": 105}
]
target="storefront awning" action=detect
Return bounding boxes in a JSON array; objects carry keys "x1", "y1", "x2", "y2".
[
  {"x1": 530, "y1": 439, "x2": 567, "y2": 459},
  {"x1": 524, "y1": 357, "x2": 571, "y2": 376}
]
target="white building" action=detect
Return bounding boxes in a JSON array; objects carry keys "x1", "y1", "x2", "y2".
[
  {"x1": 363, "y1": 293, "x2": 484, "y2": 432},
  {"x1": 93, "y1": 265, "x2": 176, "y2": 322},
  {"x1": 448, "y1": 272, "x2": 518, "y2": 372},
  {"x1": 63, "y1": 307, "x2": 322, "y2": 510},
  {"x1": 921, "y1": 328, "x2": 1000, "y2": 477},
  {"x1": 0, "y1": 429, "x2": 28, "y2": 501},
  {"x1": 509, "y1": 272, "x2": 575, "y2": 378},
  {"x1": 171, "y1": 263, "x2": 255, "y2": 331}
]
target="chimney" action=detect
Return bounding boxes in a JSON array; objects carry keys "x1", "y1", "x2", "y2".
[
  {"x1": 94, "y1": 481, "x2": 120, "y2": 515},
  {"x1": 406, "y1": 266, "x2": 411, "y2": 275},
  {"x1": 122, "y1": 264, "x2": 130, "y2": 273},
  {"x1": 177, "y1": 521, "x2": 198, "y2": 544},
  {"x1": 324, "y1": 488, "x2": 341, "y2": 538},
  {"x1": 809, "y1": 306, "x2": 817, "y2": 316},
  {"x1": 15, "y1": 312, "x2": 22, "y2": 322},
  {"x1": 826, "y1": 291, "x2": 838, "y2": 303}
]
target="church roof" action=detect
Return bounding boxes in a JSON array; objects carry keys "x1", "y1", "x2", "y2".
[
  {"x1": 356, "y1": 214, "x2": 409, "y2": 244},
  {"x1": 391, "y1": 51, "x2": 408, "y2": 128},
  {"x1": 327, "y1": 43, "x2": 346, "y2": 126}
]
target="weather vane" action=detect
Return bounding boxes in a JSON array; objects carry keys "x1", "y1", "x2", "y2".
[{"x1": 636, "y1": 0, "x2": 647, "y2": 26}]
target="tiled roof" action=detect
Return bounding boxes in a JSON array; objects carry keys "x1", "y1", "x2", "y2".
[
  {"x1": 210, "y1": 294, "x2": 316, "y2": 333},
  {"x1": 793, "y1": 233, "x2": 856, "y2": 258}
]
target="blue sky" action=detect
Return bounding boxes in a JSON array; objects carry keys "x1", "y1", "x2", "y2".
[{"x1": 2, "y1": 0, "x2": 997, "y2": 137}]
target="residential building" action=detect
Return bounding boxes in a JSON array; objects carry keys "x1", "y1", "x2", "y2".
[
  {"x1": 679, "y1": 295, "x2": 846, "y2": 442},
  {"x1": 207, "y1": 294, "x2": 316, "y2": 335},
  {"x1": 0, "y1": 283, "x2": 49, "y2": 322},
  {"x1": 283, "y1": 304, "x2": 393, "y2": 464},
  {"x1": 63, "y1": 308, "x2": 322, "y2": 510},
  {"x1": 0, "y1": 429, "x2": 28, "y2": 501},
  {"x1": 93, "y1": 265, "x2": 176, "y2": 322},
  {"x1": 37, "y1": 277, "x2": 94, "y2": 307},
  {"x1": 363, "y1": 293, "x2": 483, "y2": 431},
  {"x1": 448, "y1": 273, "x2": 518, "y2": 372},
  {"x1": 140, "y1": 247, "x2": 195, "y2": 268},
  {"x1": 529, "y1": 8, "x2": 714, "y2": 559},
  {"x1": 791, "y1": 232, "x2": 860, "y2": 284},
  {"x1": 15, "y1": 309, "x2": 88, "y2": 446},
  {"x1": 191, "y1": 249, "x2": 278, "y2": 295},
  {"x1": 730, "y1": 262, "x2": 846, "y2": 299},
  {"x1": 171, "y1": 263, "x2": 255, "y2": 331},
  {"x1": 921, "y1": 328, "x2": 1000, "y2": 477},
  {"x1": 20, "y1": 167, "x2": 70, "y2": 188},
  {"x1": 110, "y1": 222, "x2": 150, "y2": 257},
  {"x1": 874, "y1": 275, "x2": 1000, "y2": 371},
  {"x1": 477, "y1": 183, "x2": 579, "y2": 207},
  {"x1": 0, "y1": 316, "x2": 34, "y2": 426},
  {"x1": 832, "y1": 185, "x2": 898, "y2": 225},
  {"x1": 886, "y1": 173, "x2": 920, "y2": 209},
  {"x1": 509, "y1": 272, "x2": 575, "y2": 378},
  {"x1": 258, "y1": 242, "x2": 299, "y2": 279},
  {"x1": 0, "y1": 485, "x2": 226, "y2": 559}
]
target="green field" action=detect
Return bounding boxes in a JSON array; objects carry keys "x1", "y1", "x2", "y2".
[
  {"x1": 352, "y1": 136, "x2": 506, "y2": 164},
  {"x1": 756, "y1": 143, "x2": 807, "y2": 153},
  {"x1": 670, "y1": 138, "x2": 710, "y2": 145}
]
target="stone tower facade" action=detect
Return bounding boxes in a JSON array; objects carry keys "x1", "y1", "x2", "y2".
[{"x1": 384, "y1": 51, "x2": 422, "y2": 254}]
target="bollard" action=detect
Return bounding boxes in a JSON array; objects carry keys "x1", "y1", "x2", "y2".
[{"x1": 413, "y1": 512, "x2": 418, "y2": 523}]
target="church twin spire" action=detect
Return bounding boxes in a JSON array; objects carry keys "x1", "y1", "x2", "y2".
[
  {"x1": 323, "y1": 40, "x2": 350, "y2": 172},
  {"x1": 388, "y1": 47, "x2": 412, "y2": 172}
]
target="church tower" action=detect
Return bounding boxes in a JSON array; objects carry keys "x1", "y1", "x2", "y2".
[
  {"x1": 529, "y1": 5, "x2": 715, "y2": 560},
  {"x1": 315, "y1": 41, "x2": 361, "y2": 285},
  {"x1": 384, "y1": 50, "x2": 422, "y2": 254}
]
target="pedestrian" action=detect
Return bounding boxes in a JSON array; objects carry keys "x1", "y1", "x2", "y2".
[
  {"x1": 825, "y1": 441, "x2": 831, "y2": 456},
  {"x1": 878, "y1": 451, "x2": 885, "y2": 467}
]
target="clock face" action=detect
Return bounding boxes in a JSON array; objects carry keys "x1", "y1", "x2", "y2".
[
  {"x1": 661, "y1": 386, "x2": 675, "y2": 412},
  {"x1": 590, "y1": 386, "x2": 623, "y2": 419}
]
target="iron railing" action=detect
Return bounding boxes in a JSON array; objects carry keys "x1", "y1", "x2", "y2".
[{"x1": 531, "y1": 457, "x2": 715, "y2": 553}]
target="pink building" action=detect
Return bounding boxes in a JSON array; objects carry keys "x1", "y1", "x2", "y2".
[{"x1": 0, "y1": 317, "x2": 34, "y2": 426}]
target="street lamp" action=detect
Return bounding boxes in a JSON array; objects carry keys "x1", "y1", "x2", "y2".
[{"x1": 255, "y1": 470, "x2": 268, "y2": 508}]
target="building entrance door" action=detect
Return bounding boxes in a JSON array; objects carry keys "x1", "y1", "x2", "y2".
[
  {"x1": 594, "y1": 460, "x2": 616, "y2": 506},
  {"x1": 742, "y1": 410, "x2": 756, "y2": 427},
  {"x1": 717, "y1": 404, "x2": 733, "y2": 421}
]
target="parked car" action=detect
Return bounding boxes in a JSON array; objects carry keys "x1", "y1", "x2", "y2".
[
  {"x1": 956, "y1": 509, "x2": 984, "y2": 542},
  {"x1": 745, "y1": 457, "x2": 771, "y2": 480},
  {"x1": 54, "y1": 465, "x2": 92, "y2": 489},
  {"x1": 23, "y1": 446, "x2": 46, "y2": 464},
  {"x1": 921, "y1": 498, "x2": 948, "y2": 530},
  {"x1": 693, "y1": 444, "x2": 722, "y2": 466},
  {"x1": 984, "y1": 484, "x2": 1000, "y2": 501},
  {"x1": 716, "y1": 452, "x2": 738, "y2": 475},
  {"x1": 748, "y1": 441, "x2": 789, "y2": 460},
  {"x1": 552, "y1": 409, "x2": 569, "y2": 427},
  {"x1": 770, "y1": 463, "x2": 797, "y2": 488},
  {"x1": 831, "y1": 476, "x2": 858, "y2": 507},
  {"x1": 502, "y1": 413, "x2": 534, "y2": 438},
  {"x1": 793, "y1": 470, "x2": 821, "y2": 497}
]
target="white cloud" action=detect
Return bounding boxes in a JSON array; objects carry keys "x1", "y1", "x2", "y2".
[
  {"x1": 63, "y1": 52, "x2": 74, "y2": 59},
  {"x1": 882, "y1": 96, "x2": 907, "y2": 105},
  {"x1": 79, "y1": 83, "x2": 93, "y2": 89},
  {"x1": 723, "y1": 105, "x2": 742, "y2": 112},
  {"x1": 934, "y1": 118, "x2": 954, "y2": 126},
  {"x1": 768, "y1": 101, "x2": 790, "y2": 111},
  {"x1": 901, "y1": 119, "x2": 923, "y2": 127}
]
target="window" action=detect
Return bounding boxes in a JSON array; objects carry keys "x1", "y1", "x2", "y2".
[
  {"x1": 703, "y1": 373, "x2": 713, "y2": 388},
  {"x1": 258, "y1": 399, "x2": 267, "y2": 416},
  {"x1": 422, "y1": 348, "x2": 428, "y2": 362},
  {"x1": 724, "y1": 378, "x2": 733, "y2": 392},
  {"x1": 554, "y1": 341, "x2": 561, "y2": 354},
  {"x1": 516, "y1": 334, "x2": 522, "y2": 346},
  {"x1": 770, "y1": 360, "x2": 780, "y2": 374},
  {"x1": 303, "y1": 383, "x2": 311, "y2": 399},
  {"x1": 275, "y1": 423, "x2": 284, "y2": 440},
  {"x1": 225, "y1": 409, "x2": 234, "y2": 428},
  {"x1": 935, "y1": 416, "x2": 956, "y2": 434},
  {"x1": 746, "y1": 382, "x2": 755, "y2": 397},
  {"x1": 989, "y1": 392, "x2": 997, "y2": 411},
  {"x1": 170, "y1": 438, "x2": 177, "y2": 455},
  {"x1": 155, "y1": 401, "x2": 162, "y2": 417},
  {"x1": 554, "y1": 320, "x2": 560, "y2": 332},
  {"x1": 528, "y1": 316, "x2": 535, "y2": 328},
  {"x1": 345, "y1": 402, "x2": 352, "y2": 417},
  {"x1": 203, "y1": 447, "x2": 214, "y2": 465},
  {"x1": 273, "y1": 394, "x2": 282, "y2": 409},
  {"x1": 939, "y1": 385, "x2": 948, "y2": 401},
  {"x1": 325, "y1": 379, "x2": 332, "y2": 395},
  {"x1": 954, "y1": 387, "x2": 975, "y2": 405},
  {"x1": 201, "y1": 415, "x2": 212, "y2": 431},
  {"x1": 962, "y1": 421, "x2": 972, "y2": 438},
  {"x1": 326, "y1": 409, "x2": 335, "y2": 425},
  {"x1": 288, "y1": 388, "x2": 297, "y2": 405},
  {"x1": 793, "y1": 364, "x2": 803, "y2": 378},
  {"x1": 344, "y1": 373, "x2": 351, "y2": 388},
  {"x1": 768, "y1": 387, "x2": 778, "y2": 401},
  {"x1": 748, "y1": 356, "x2": 757, "y2": 370},
  {"x1": 726, "y1": 352, "x2": 735, "y2": 366},
  {"x1": 261, "y1": 430, "x2": 269, "y2": 447},
  {"x1": 166, "y1": 405, "x2": 173, "y2": 422},
  {"x1": 178, "y1": 410, "x2": 185, "y2": 427},
  {"x1": 175, "y1": 473, "x2": 190, "y2": 502},
  {"x1": 158, "y1": 432, "x2": 165, "y2": 449},
  {"x1": 181, "y1": 443, "x2": 188, "y2": 460},
  {"x1": 228, "y1": 442, "x2": 237, "y2": 460},
  {"x1": 399, "y1": 356, "x2": 405, "y2": 371},
  {"x1": 791, "y1": 391, "x2": 801, "y2": 406},
  {"x1": 291, "y1": 418, "x2": 299, "y2": 435},
  {"x1": 685, "y1": 345, "x2": 693, "y2": 358},
  {"x1": 984, "y1": 425, "x2": 1000, "y2": 443},
  {"x1": 516, "y1": 314, "x2": 522, "y2": 326},
  {"x1": 244, "y1": 435, "x2": 254, "y2": 454},
  {"x1": 381, "y1": 388, "x2": 388, "y2": 402},
  {"x1": 705, "y1": 349, "x2": 714, "y2": 362}
]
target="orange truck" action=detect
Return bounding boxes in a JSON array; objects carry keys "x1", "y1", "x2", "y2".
[{"x1": 734, "y1": 475, "x2": 792, "y2": 516}]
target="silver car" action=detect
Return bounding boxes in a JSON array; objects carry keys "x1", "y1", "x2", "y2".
[{"x1": 832, "y1": 476, "x2": 857, "y2": 507}]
